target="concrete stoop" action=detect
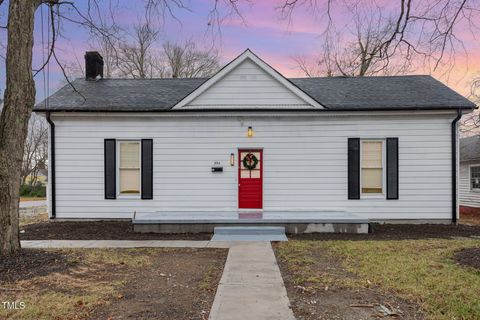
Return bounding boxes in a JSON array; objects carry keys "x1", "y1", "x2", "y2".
[
  {"x1": 211, "y1": 226, "x2": 288, "y2": 241},
  {"x1": 132, "y1": 211, "x2": 370, "y2": 234}
]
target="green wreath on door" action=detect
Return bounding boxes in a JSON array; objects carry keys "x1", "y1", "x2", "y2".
[{"x1": 242, "y1": 153, "x2": 259, "y2": 170}]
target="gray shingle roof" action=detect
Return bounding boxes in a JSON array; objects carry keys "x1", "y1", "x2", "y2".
[
  {"x1": 291, "y1": 75, "x2": 475, "y2": 110},
  {"x1": 35, "y1": 78, "x2": 208, "y2": 112},
  {"x1": 34, "y1": 75, "x2": 475, "y2": 112},
  {"x1": 460, "y1": 135, "x2": 480, "y2": 161}
]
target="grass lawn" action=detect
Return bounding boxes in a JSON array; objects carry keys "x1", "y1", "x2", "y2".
[
  {"x1": 19, "y1": 197, "x2": 46, "y2": 202},
  {"x1": 1, "y1": 248, "x2": 227, "y2": 320},
  {"x1": 275, "y1": 239, "x2": 480, "y2": 320}
]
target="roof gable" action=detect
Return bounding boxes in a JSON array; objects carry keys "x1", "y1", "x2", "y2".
[{"x1": 173, "y1": 49, "x2": 325, "y2": 110}]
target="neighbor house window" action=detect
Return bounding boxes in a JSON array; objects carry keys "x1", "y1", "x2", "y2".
[
  {"x1": 118, "y1": 141, "x2": 141, "y2": 195},
  {"x1": 471, "y1": 166, "x2": 480, "y2": 190},
  {"x1": 361, "y1": 140, "x2": 384, "y2": 194}
]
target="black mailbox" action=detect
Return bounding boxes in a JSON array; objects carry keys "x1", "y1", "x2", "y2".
[{"x1": 211, "y1": 167, "x2": 223, "y2": 172}]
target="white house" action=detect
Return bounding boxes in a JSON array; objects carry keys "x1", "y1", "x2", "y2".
[
  {"x1": 34, "y1": 49, "x2": 475, "y2": 232},
  {"x1": 460, "y1": 135, "x2": 480, "y2": 212}
]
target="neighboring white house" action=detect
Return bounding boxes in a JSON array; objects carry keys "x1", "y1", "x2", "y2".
[
  {"x1": 34, "y1": 49, "x2": 475, "y2": 228},
  {"x1": 460, "y1": 135, "x2": 480, "y2": 211}
]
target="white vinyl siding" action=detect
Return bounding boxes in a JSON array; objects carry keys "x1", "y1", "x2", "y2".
[
  {"x1": 459, "y1": 161, "x2": 480, "y2": 208},
  {"x1": 49, "y1": 112, "x2": 456, "y2": 220}
]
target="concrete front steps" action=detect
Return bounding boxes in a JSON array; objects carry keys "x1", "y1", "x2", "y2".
[{"x1": 211, "y1": 226, "x2": 288, "y2": 241}]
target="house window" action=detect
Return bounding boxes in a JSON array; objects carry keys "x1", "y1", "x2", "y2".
[
  {"x1": 471, "y1": 166, "x2": 480, "y2": 190},
  {"x1": 118, "y1": 141, "x2": 141, "y2": 195},
  {"x1": 361, "y1": 140, "x2": 384, "y2": 194}
]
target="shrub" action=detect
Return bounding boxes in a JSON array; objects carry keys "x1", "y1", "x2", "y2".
[{"x1": 20, "y1": 182, "x2": 46, "y2": 198}]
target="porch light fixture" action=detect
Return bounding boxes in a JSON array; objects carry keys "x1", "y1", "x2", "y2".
[
  {"x1": 247, "y1": 126, "x2": 253, "y2": 138},
  {"x1": 230, "y1": 153, "x2": 235, "y2": 166}
]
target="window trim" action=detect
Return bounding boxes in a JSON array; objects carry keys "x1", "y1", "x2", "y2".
[
  {"x1": 469, "y1": 164, "x2": 480, "y2": 192},
  {"x1": 360, "y1": 139, "x2": 386, "y2": 199},
  {"x1": 116, "y1": 139, "x2": 142, "y2": 199}
]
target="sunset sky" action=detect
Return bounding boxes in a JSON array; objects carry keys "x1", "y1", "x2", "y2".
[{"x1": 0, "y1": 0, "x2": 479, "y2": 102}]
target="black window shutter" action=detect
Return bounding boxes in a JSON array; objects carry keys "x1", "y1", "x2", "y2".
[
  {"x1": 104, "y1": 139, "x2": 116, "y2": 199},
  {"x1": 141, "y1": 139, "x2": 153, "y2": 200},
  {"x1": 386, "y1": 137, "x2": 399, "y2": 200},
  {"x1": 348, "y1": 138, "x2": 361, "y2": 199}
]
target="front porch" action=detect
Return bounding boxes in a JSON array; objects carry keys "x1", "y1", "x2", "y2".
[{"x1": 132, "y1": 211, "x2": 370, "y2": 234}]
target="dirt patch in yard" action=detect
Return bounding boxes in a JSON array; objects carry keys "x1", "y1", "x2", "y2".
[
  {"x1": 1, "y1": 248, "x2": 227, "y2": 320},
  {"x1": 286, "y1": 287, "x2": 423, "y2": 320},
  {"x1": 20, "y1": 220, "x2": 212, "y2": 240},
  {"x1": 88, "y1": 248, "x2": 226, "y2": 320},
  {"x1": 289, "y1": 223, "x2": 480, "y2": 241},
  {"x1": 0, "y1": 249, "x2": 80, "y2": 283},
  {"x1": 274, "y1": 243, "x2": 424, "y2": 320},
  {"x1": 454, "y1": 247, "x2": 480, "y2": 270}
]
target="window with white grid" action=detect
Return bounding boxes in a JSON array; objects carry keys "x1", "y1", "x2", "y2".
[{"x1": 471, "y1": 166, "x2": 480, "y2": 190}]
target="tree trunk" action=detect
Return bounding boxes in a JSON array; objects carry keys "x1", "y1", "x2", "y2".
[{"x1": 0, "y1": 0, "x2": 40, "y2": 255}]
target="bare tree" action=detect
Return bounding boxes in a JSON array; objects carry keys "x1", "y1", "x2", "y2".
[
  {"x1": 284, "y1": 0, "x2": 480, "y2": 75},
  {"x1": 0, "y1": 0, "x2": 44, "y2": 254},
  {"x1": 90, "y1": 27, "x2": 121, "y2": 78},
  {"x1": 85, "y1": 2, "x2": 122, "y2": 78},
  {"x1": 21, "y1": 114, "x2": 48, "y2": 186},
  {"x1": 461, "y1": 76, "x2": 480, "y2": 135},
  {"x1": 294, "y1": 32, "x2": 336, "y2": 77},
  {"x1": 59, "y1": 58, "x2": 85, "y2": 84},
  {"x1": 116, "y1": 20, "x2": 163, "y2": 78},
  {"x1": 163, "y1": 41, "x2": 220, "y2": 78},
  {"x1": 294, "y1": 6, "x2": 415, "y2": 77}
]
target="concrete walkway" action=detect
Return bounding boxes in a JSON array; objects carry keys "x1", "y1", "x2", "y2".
[
  {"x1": 20, "y1": 240, "x2": 233, "y2": 249},
  {"x1": 209, "y1": 242, "x2": 295, "y2": 320}
]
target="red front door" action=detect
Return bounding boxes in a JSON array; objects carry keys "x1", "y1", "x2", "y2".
[{"x1": 238, "y1": 149, "x2": 263, "y2": 209}]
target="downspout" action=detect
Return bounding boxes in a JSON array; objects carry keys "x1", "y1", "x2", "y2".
[
  {"x1": 46, "y1": 111, "x2": 56, "y2": 219},
  {"x1": 451, "y1": 108, "x2": 462, "y2": 224}
]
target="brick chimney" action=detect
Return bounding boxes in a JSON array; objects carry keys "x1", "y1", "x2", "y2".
[{"x1": 85, "y1": 51, "x2": 104, "y2": 80}]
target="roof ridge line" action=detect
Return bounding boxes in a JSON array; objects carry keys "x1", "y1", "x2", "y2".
[{"x1": 290, "y1": 75, "x2": 433, "y2": 80}]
